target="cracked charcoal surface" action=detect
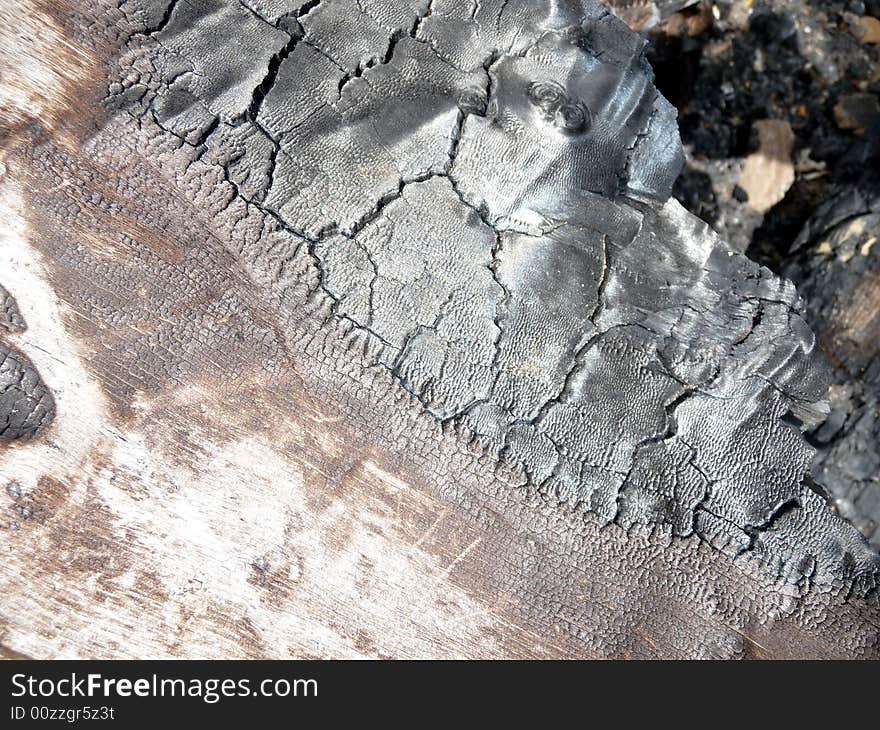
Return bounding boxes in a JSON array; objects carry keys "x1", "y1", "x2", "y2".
[
  {"x1": 0, "y1": 284, "x2": 26, "y2": 334},
  {"x1": 785, "y1": 186, "x2": 880, "y2": 549},
  {"x1": 0, "y1": 342, "x2": 55, "y2": 441},
  {"x1": 642, "y1": 0, "x2": 880, "y2": 550},
  {"x1": 0, "y1": 285, "x2": 54, "y2": 441},
  {"x1": 112, "y1": 0, "x2": 880, "y2": 594}
]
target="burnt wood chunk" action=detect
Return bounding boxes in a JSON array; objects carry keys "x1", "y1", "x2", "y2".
[{"x1": 0, "y1": 0, "x2": 876, "y2": 659}]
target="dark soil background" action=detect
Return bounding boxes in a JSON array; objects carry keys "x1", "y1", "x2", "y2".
[{"x1": 633, "y1": 0, "x2": 880, "y2": 547}]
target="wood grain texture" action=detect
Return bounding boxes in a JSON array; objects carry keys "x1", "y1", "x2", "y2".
[{"x1": 0, "y1": 0, "x2": 878, "y2": 659}]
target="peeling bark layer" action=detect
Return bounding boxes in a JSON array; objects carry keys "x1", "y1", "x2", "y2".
[{"x1": 0, "y1": 0, "x2": 877, "y2": 658}]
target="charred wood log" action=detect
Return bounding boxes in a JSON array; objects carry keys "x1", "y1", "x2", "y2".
[{"x1": 0, "y1": 0, "x2": 876, "y2": 658}]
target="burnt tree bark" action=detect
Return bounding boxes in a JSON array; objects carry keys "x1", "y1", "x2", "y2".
[{"x1": 0, "y1": 0, "x2": 877, "y2": 659}]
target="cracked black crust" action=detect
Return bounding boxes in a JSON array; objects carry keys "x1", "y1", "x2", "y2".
[
  {"x1": 0, "y1": 284, "x2": 54, "y2": 441},
  {"x1": 106, "y1": 0, "x2": 880, "y2": 597},
  {"x1": 0, "y1": 342, "x2": 55, "y2": 442},
  {"x1": 0, "y1": 284, "x2": 26, "y2": 334}
]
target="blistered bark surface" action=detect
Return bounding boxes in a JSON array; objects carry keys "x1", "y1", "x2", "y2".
[{"x1": 0, "y1": 0, "x2": 877, "y2": 658}]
